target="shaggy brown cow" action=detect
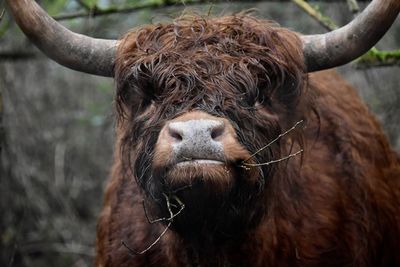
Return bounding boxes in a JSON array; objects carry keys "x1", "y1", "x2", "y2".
[{"x1": 6, "y1": 0, "x2": 400, "y2": 266}]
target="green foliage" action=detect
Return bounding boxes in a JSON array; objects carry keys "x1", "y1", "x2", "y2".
[
  {"x1": 364, "y1": 48, "x2": 400, "y2": 62},
  {"x1": 0, "y1": 13, "x2": 10, "y2": 39},
  {"x1": 80, "y1": 0, "x2": 99, "y2": 8},
  {"x1": 127, "y1": 0, "x2": 164, "y2": 4},
  {"x1": 311, "y1": 4, "x2": 337, "y2": 30},
  {"x1": 43, "y1": 0, "x2": 69, "y2": 15},
  {"x1": 291, "y1": 0, "x2": 337, "y2": 31},
  {"x1": 356, "y1": 48, "x2": 400, "y2": 67}
]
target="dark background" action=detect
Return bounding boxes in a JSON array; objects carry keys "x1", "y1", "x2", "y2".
[{"x1": 0, "y1": 1, "x2": 399, "y2": 266}]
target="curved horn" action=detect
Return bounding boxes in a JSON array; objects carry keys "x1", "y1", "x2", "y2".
[
  {"x1": 6, "y1": 0, "x2": 118, "y2": 77},
  {"x1": 303, "y1": 0, "x2": 400, "y2": 72}
]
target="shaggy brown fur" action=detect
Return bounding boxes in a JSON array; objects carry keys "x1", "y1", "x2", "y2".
[{"x1": 95, "y1": 14, "x2": 400, "y2": 267}]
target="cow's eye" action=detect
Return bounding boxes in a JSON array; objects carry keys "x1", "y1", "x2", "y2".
[
  {"x1": 133, "y1": 87, "x2": 157, "y2": 113},
  {"x1": 238, "y1": 87, "x2": 259, "y2": 108},
  {"x1": 140, "y1": 84, "x2": 156, "y2": 100},
  {"x1": 118, "y1": 82, "x2": 158, "y2": 115},
  {"x1": 254, "y1": 100, "x2": 264, "y2": 109}
]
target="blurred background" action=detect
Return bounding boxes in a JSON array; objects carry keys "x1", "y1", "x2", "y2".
[{"x1": 0, "y1": 0, "x2": 399, "y2": 266}]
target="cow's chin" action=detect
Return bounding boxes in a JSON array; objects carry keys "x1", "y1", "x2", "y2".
[
  {"x1": 166, "y1": 160, "x2": 236, "y2": 193},
  {"x1": 147, "y1": 161, "x2": 264, "y2": 244}
]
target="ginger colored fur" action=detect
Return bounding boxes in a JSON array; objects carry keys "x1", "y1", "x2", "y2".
[{"x1": 95, "y1": 14, "x2": 400, "y2": 267}]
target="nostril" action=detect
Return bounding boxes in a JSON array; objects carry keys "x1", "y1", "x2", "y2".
[
  {"x1": 168, "y1": 127, "x2": 183, "y2": 142},
  {"x1": 211, "y1": 125, "x2": 225, "y2": 141}
]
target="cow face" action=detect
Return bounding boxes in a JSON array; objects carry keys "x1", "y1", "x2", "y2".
[{"x1": 114, "y1": 15, "x2": 306, "y2": 240}]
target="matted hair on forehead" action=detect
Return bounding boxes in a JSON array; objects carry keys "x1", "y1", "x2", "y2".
[{"x1": 114, "y1": 13, "x2": 306, "y2": 118}]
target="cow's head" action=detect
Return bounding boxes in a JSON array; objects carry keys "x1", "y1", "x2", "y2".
[
  {"x1": 6, "y1": 0, "x2": 400, "y2": 241},
  {"x1": 113, "y1": 16, "x2": 307, "y2": 239}
]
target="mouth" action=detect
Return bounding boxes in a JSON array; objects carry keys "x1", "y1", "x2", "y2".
[{"x1": 175, "y1": 159, "x2": 225, "y2": 167}]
